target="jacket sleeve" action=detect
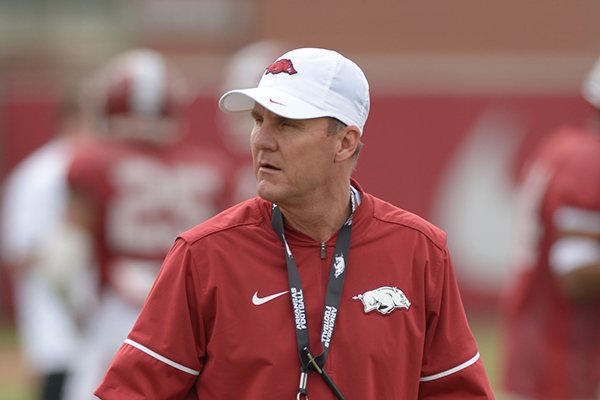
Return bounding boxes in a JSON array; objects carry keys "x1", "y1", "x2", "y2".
[
  {"x1": 418, "y1": 245, "x2": 495, "y2": 399},
  {"x1": 95, "y1": 238, "x2": 205, "y2": 399}
]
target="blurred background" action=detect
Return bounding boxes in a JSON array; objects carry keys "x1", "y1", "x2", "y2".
[{"x1": 1, "y1": 1, "x2": 600, "y2": 398}]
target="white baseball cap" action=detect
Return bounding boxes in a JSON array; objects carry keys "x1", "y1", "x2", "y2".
[
  {"x1": 219, "y1": 47, "x2": 370, "y2": 134},
  {"x1": 582, "y1": 56, "x2": 600, "y2": 109}
]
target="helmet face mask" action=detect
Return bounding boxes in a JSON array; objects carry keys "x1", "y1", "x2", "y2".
[{"x1": 105, "y1": 114, "x2": 180, "y2": 145}]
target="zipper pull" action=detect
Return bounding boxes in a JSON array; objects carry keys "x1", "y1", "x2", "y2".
[{"x1": 320, "y1": 242, "x2": 327, "y2": 260}]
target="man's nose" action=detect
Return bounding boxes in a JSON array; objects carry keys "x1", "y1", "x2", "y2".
[{"x1": 252, "y1": 121, "x2": 277, "y2": 150}]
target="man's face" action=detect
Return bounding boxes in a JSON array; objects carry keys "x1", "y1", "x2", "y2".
[{"x1": 250, "y1": 104, "x2": 339, "y2": 206}]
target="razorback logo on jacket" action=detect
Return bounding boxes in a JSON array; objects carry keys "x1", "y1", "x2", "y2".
[
  {"x1": 265, "y1": 59, "x2": 298, "y2": 75},
  {"x1": 353, "y1": 286, "x2": 411, "y2": 315}
]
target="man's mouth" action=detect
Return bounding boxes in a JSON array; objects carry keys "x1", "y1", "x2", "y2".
[{"x1": 259, "y1": 161, "x2": 281, "y2": 171}]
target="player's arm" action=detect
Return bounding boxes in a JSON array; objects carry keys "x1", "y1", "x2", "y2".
[
  {"x1": 65, "y1": 186, "x2": 98, "y2": 233},
  {"x1": 550, "y1": 206, "x2": 600, "y2": 301},
  {"x1": 33, "y1": 186, "x2": 98, "y2": 326},
  {"x1": 558, "y1": 258, "x2": 600, "y2": 301}
]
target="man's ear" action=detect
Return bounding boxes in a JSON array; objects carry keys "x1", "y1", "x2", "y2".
[{"x1": 335, "y1": 125, "x2": 361, "y2": 163}]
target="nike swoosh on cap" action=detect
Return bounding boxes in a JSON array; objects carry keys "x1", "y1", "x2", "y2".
[
  {"x1": 252, "y1": 290, "x2": 289, "y2": 305},
  {"x1": 269, "y1": 98, "x2": 287, "y2": 106}
]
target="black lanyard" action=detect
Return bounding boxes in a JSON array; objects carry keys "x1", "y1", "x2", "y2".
[{"x1": 271, "y1": 191, "x2": 355, "y2": 400}]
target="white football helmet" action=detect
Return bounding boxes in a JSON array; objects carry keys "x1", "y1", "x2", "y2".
[{"x1": 91, "y1": 49, "x2": 188, "y2": 143}]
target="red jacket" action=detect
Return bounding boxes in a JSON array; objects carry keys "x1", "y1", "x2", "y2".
[{"x1": 96, "y1": 182, "x2": 494, "y2": 399}]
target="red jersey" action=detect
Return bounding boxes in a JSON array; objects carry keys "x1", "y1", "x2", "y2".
[
  {"x1": 95, "y1": 182, "x2": 493, "y2": 399},
  {"x1": 503, "y1": 127, "x2": 600, "y2": 399},
  {"x1": 67, "y1": 136, "x2": 232, "y2": 304}
]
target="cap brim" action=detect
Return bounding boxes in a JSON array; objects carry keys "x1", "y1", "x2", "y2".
[{"x1": 219, "y1": 87, "x2": 329, "y2": 120}]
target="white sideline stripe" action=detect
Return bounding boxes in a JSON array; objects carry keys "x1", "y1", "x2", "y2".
[
  {"x1": 419, "y1": 352, "x2": 480, "y2": 382},
  {"x1": 124, "y1": 339, "x2": 200, "y2": 376}
]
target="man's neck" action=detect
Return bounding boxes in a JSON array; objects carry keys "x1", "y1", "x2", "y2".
[{"x1": 278, "y1": 185, "x2": 353, "y2": 242}]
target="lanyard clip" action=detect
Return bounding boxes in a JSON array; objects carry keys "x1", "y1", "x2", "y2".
[
  {"x1": 304, "y1": 348, "x2": 346, "y2": 400},
  {"x1": 296, "y1": 371, "x2": 309, "y2": 400}
]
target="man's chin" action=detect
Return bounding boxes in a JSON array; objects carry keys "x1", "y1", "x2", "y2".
[{"x1": 256, "y1": 182, "x2": 283, "y2": 204}]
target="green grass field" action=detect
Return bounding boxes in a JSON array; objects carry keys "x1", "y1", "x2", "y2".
[{"x1": 0, "y1": 324, "x2": 35, "y2": 400}]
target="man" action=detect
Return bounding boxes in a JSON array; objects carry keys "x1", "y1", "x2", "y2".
[
  {"x1": 502, "y1": 57, "x2": 600, "y2": 399},
  {"x1": 56, "y1": 49, "x2": 233, "y2": 400},
  {"x1": 95, "y1": 48, "x2": 493, "y2": 399}
]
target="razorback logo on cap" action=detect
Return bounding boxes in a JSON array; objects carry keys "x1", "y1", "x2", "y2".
[{"x1": 265, "y1": 59, "x2": 298, "y2": 75}]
